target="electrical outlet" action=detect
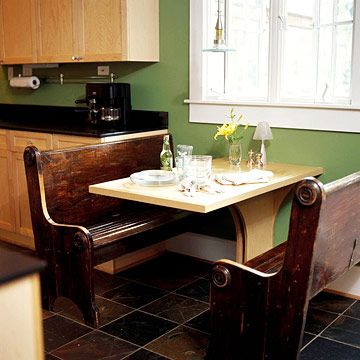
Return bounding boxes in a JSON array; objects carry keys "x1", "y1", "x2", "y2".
[{"x1": 97, "y1": 66, "x2": 110, "y2": 76}]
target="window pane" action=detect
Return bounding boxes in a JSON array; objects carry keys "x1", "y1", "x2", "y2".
[
  {"x1": 281, "y1": 0, "x2": 316, "y2": 100},
  {"x1": 337, "y1": 0, "x2": 353, "y2": 22},
  {"x1": 320, "y1": 0, "x2": 334, "y2": 24},
  {"x1": 226, "y1": 0, "x2": 270, "y2": 99},
  {"x1": 205, "y1": 52, "x2": 225, "y2": 97},
  {"x1": 287, "y1": 0, "x2": 314, "y2": 17},
  {"x1": 317, "y1": 26, "x2": 333, "y2": 101},
  {"x1": 281, "y1": 27, "x2": 316, "y2": 99},
  {"x1": 334, "y1": 24, "x2": 353, "y2": 98},
  {"x1": 204, "y1": 0, "x2": 226, "y2": 98},
  {"x1": 201, "y1": 0, "x2": 354, "y2": 105}
]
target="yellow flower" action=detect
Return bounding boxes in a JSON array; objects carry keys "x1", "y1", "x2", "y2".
[
  {"x1": 214, "y1": 123, "x2": 237, "y2": 140},
  {"x1": 214, "y1": 109, "x2": 247, "y2": 143}
]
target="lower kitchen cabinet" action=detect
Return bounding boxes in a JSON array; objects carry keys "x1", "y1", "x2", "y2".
[
  {"x1": 0, "y1": 130, "x2": 13, "y2": 232},
  {"x1": 52, "y1": 133, "x2": 100, "y2": 149},
  {"x1": 0, "y1": 131, "x2": 105, "y2": 249},
  {"x1": 0, "y1": 129, "x2": 167, "y2": 251},
  {"x1": 0, "y1": 148, "x2": 13, "y2": 232},
  {"x1": 9, "y1": 131, "x2": 53, "y2": 243},
  {"x1": 11, "y1": 151, "x2": 35, "y2": 239}
]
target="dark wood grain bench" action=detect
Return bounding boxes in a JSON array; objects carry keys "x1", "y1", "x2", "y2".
[
  {"x1": 23, "y1": 134, "x2": 191, "y2": 328},
  {"x1": 208, "y1": 172, "x2": 360, "y2": 360}
]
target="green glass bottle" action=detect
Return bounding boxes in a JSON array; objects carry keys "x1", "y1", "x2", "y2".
[{"x1": 160, "y1": 135, "x2": 173, "y2": 171}]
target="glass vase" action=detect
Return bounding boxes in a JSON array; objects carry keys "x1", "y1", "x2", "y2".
[{"x1": 228, "y1": 142, "x2": 242, "y2": 167}]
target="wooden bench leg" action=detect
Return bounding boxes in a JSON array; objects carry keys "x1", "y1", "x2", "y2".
[
  {"x1": 38, "y1": 231, "x2": 100, "y2": 327},
  {"x1": 68, "y1": 232, "x2": 100, "y2": 327},
  {"x1": 208, "y1": 261, "x2": 270, "y2": 360}
]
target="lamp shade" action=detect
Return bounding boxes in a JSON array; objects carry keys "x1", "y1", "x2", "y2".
[{"x1": 253, "y1": 121, "x2": 273, "y2": 140}]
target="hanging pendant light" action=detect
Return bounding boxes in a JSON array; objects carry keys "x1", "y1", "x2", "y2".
[
  {"x1": 203, "y1": 0, "x2": 235, "y2": 52},
  {"x1": 214, "y1": 0, "x2": 225, "y2": 47}
]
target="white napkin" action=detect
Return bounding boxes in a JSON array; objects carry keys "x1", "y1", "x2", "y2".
[
  {"x1": 178, "y1": 178, "x2": 224, "y2": 197},
  {"x1": 178, "y1": 178, "x2": 197, "y2": 197},
  {"x1": 215, "y1": 169, "x2": 274, "y2": 185}
]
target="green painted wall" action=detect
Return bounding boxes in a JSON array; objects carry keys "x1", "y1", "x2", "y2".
[{"x1": 0, "y1": 0, "x2": 359, "y2": 245}]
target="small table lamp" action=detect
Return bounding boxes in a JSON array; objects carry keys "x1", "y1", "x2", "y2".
[{"x1": 253, "y1": 121, "x2": 273, "y2": 165}]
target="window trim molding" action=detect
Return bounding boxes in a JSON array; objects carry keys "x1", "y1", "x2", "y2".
[{"x1": 187, "y1": 0, "x2": 360, "y2": 133}]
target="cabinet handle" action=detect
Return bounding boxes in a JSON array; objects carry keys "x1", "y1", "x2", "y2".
[{"x1": 71, "y1": 56, "x2": 83, "y2": 61}]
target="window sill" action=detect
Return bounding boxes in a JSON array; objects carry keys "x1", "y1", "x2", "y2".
[
  {"x1": 185, "y1": 99, "x2": 359, "y2": 111},
  {"x1": 185, "y1": 99, "x2": 360, "y2": 133}
]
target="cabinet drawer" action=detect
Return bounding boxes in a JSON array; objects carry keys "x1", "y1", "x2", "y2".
[
  {"x1": 9, "y1": 131, "x2": 52, "y2": 152},
  {"x1": 52, "y1": 134, "x2": 100, "y2": 149},
  {"x1": 0, "y1": 130, "x2": 8, "y2": 150}
]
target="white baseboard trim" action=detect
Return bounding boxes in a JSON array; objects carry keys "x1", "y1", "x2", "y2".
[
  {"x1": 166, "y1": 232, "x2": 360, "y2": 299},
  {"x1": 326, "y1": 266, "x2": 360, "y2": 299},
  {"x1": 165, "y1": 232, "x2": 236, "y2": 262}
]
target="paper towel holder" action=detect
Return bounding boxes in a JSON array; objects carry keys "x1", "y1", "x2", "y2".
[
  {"x1": 7, "y1": 67, "x2": 118, "y2": 86},
  {"x1": 9, "y1": 74, "x2": 41, "y2": 89}
]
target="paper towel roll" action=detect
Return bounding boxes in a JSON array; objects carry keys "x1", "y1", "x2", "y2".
[{"x1": 9, "y1": 76, "x2": 40, "y2": 89}]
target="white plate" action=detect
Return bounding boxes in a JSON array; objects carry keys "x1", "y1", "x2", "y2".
[{"x1": 130, "y1": 170, "x2": 177, "y2": 186}]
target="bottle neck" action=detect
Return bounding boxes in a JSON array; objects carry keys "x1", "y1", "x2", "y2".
[{"x1": 162, "y1": 136, "x2": 170, "y2": 151}]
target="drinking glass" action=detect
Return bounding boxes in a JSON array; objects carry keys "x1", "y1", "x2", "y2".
[
  {"x1": 175, "y1": 155, "x2": 192, "y2": 181},
  {"x1": 177, "y1": 144, "x2": 193, "y2": 157},
  {"x1": 187, "y1": 155, "x2": 212, "y2": 187},
  {"x1": 176, "y1": 144, "x2": 194, "y2": 181}
]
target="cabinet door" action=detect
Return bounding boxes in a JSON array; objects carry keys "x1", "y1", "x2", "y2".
[
  {"x1": 35, "y1": 0, "x2": 78, "y2": 63},
  {"x1": 0, "y1": 0, "x2": 37, "y2": 64},
  {"x1": 79, "y1": 0, "x2": 159, "y2": 62},
  {"x1": 0, "y1": 130, "x2": 13, "y2": 232},
  {"x1": 9, "y1": 130, "x2": 53, "y2": 152},
  {"x1": 8, "y1": 131, "x2": 52, "y2": 242},
  {"x1": 79, "y1": 0, "x2": 123, "y2": 62},
  {"x1": 11, "y1": 151, "x2": 33, "y2": 238},
  {"x1": 123, "y1": 0, "x2": 159, "y2": 61},
  {"x1": 0, "y1": 149, "x2": 13, "y2": 231}
]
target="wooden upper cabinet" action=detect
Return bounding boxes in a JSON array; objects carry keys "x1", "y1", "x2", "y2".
[
  {"x1": 121, "y1": 0, "x2": 159, "y2": 61},
  {"x1": 35, "y1": 0, "x2": 78, "y2": 63},
  {"x1": 0, "y1": 0, "x2": 159, "y2": 64},
  {"x1": 80, "y1": 0, "x2": 159, "y2": 62},
  {"x1": 0, "y1": 0, "x2": 37, "y2": 64},
  {"x1": 80, "y1": 0, "x2": 123, "y2": 62}
]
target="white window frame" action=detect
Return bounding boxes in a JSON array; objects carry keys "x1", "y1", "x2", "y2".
[{"x1": 185, "y1": 0, "x2": 360, "y2": 133}]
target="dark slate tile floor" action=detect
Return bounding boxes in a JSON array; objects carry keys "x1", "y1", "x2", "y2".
[{"x1": 1, "y1": 240, "x2": 360, "y2": 359}]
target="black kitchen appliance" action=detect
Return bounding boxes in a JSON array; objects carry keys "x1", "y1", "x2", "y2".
[{"x1": 76, "y1": 83, "x2": 131, "y2": 125}]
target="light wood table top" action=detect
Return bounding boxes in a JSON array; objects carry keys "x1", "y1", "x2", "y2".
[{"x1": 89, "y1": 158, "x2": 323, "y2": 214}]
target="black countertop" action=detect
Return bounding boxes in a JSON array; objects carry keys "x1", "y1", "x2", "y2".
[
  {"x1": 0, "y1": 249, "x2": 45, "y2": 286},
  {"x1": 0, "y1": 104, "x2": 168, "y2": 138}
]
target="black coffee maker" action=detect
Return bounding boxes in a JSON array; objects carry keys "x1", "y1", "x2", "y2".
[{"x1": 76, "y1": 83, "x2": 131, "y2": 125}]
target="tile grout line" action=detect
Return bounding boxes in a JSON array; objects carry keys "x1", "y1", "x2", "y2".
[
  {"x1": 38, "y1": 253, "x2": 358, "y2": 358},
  {"x1": 47, "y1": 328, "x2": 98, "y2": 357},
  {"x1": 302, "y1": 300, "x2": 360, "y2": 351},
  {"x1": 45, "y1": 267, "x2": 211, "y2": 358},
  {"x1": 51, "y1": 281, "x2": 209, "y2": 344},
  {"x1": 142, "y1": 323, "x2": 185, "y2": 359},
  {"x1": 318, "y1": 334, "x2": 360, "y2": 349}
]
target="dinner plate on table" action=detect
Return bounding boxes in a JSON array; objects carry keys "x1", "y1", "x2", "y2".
[{"x1": 130, "y1": 170, "x2": 177, "y2": 186}]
